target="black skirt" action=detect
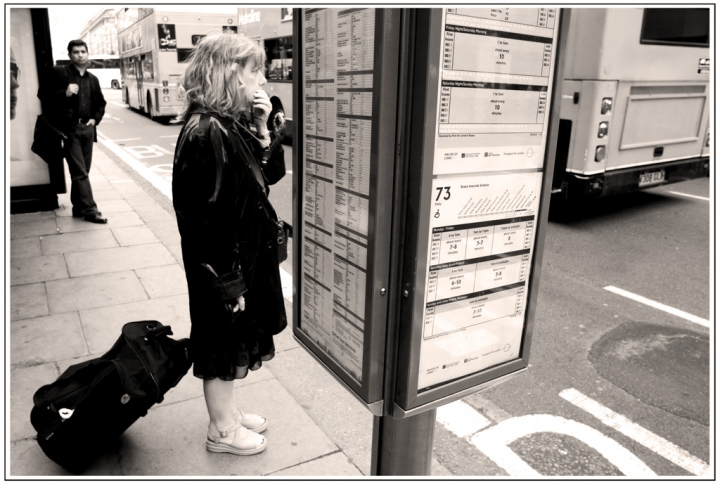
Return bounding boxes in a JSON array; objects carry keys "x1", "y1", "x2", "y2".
[{"x1": 183, "y1": 245, "x2": 286, "y2": 381}]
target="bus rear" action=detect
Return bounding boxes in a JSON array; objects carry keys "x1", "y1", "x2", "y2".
[
  {"x1": 118, "y1": 8, "x2": 238, "y2": 120},
  {"x1": 553, "y1": 8, "x2": 710, "y2": 201}
]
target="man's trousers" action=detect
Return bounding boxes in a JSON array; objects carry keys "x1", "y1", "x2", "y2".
[{"x1": 64, "y1": 123, "x2": 99, "y2": 217}]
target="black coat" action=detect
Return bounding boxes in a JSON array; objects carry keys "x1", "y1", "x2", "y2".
[{"x1": 172, "y1": 110, "x2": 287, "y2": 336}]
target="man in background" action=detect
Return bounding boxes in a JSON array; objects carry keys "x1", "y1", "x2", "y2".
[{"x1": 39, "y1": 39, "x2": 108, "y2": 223}]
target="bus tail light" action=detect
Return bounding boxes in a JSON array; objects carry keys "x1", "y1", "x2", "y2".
[
  {"x1": 601, "y1": 97, "x2": 612, "y2": 114},
  {"x1": 598, "y1": 122, "x2": 609, "y2": 138},
  {"x1": 595, "y1": 146, "x2": 606, "y2": 162},
  {"x1": 163, "y1": 96, "x2": 170, "y2": 103}
]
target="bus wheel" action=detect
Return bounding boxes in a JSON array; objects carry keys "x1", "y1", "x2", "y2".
[
  {"x1": 146, "y1": 93, "x2": 155, "y2": 120},
  {"x1": 111, "y1": 80, "x2": 120, "y2": 90}
]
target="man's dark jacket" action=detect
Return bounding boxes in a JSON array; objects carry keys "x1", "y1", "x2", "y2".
[{"x1": 37, "y1": 65, "x2": 106, "y2": 142}]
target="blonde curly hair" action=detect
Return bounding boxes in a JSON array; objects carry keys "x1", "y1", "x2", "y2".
[{"x1": 177, "y1": 32, "x2": 265, "y2": 121}]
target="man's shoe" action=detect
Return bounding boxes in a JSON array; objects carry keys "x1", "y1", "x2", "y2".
[{"x1": 84, "y1": 214, "x2": 108, "y2": 224}]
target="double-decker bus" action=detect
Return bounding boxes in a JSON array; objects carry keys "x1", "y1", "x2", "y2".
[
  {"x1": 236, "y1": 7, "x2": 294, "y2": 141},
  {"x1": 115, "y1": 7, "x2": 238, "y2": 120},
  {"x1": 552, "y1": 8, "x2": 710, "y2": 202},
  {"x1": 56, "y1": 56, "x2": 121, "y2": 90}
]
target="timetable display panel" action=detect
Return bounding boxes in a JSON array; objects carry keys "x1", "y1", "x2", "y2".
[
  {"x1": 417, "y1": 8, "x2": 559, "y2": 391},
  {"x1": 299, "y1": 8, "x2": 376, "y2": 383}
]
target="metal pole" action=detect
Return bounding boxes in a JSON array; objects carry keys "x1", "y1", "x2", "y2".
[{"x1": 370, "y1": 409, "x2": 437, "y2": 476}]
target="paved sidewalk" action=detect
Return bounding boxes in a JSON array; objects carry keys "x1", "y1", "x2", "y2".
[{"x1": 9, "y1": 147, "x2": 452, "y2": 477}]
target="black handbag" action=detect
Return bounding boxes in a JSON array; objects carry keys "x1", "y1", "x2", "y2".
[{"x1": 30, "y1": 321, "x2": 192, "y2": 473}]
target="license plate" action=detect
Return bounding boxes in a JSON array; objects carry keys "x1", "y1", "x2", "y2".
[{"x1": 639, "y1": 170, "x2": 665, "y2": 187}]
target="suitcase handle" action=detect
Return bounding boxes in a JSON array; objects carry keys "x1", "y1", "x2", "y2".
[{"x1": 146, "y1": 325, "x2": 173, "y2": 340}]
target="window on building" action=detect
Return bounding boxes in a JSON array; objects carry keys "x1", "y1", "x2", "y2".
[{"x1": 264, "y1": 36, "x2": 292, "y2": 81}]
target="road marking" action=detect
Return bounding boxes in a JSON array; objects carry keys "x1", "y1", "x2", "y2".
[
  {"x1": 111, "y1": 101, "x2": 129, "y2": 107},
  {"x1": 604, "y1": 286, "x2": 710, "y2": 328},
  {"x1": 436, "y1": 400, "x2": 492, "y2": 438},
  {"x1": 667, "y1": 191, "x2": 710, "y2": 201},
  {"x1": 471, "y1": 414, "x2": 656, "y2": 476},
  {"x1": 111, "y1": 138, "x2": 141, "y2": 142},
  {"x1": 150, "y1": 164, "x2": 173, "y2": 173},
  {"x1": 560, "y1": 388, "x2": 709, "y2": 476},
  {"x1": 151, "y1": 144, "x2": 175, "y2": 155},
  {"x1": 124, "y1": 146, "x2": 165, "y2": 159},
  {"x1": 97, "y1": 132, "x2": 172, "y2": 200}
]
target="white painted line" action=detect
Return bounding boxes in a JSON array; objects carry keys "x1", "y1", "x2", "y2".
[
  {"x1": 110, "y1": 101, "x2": 129, "y2": 107},
  {"x1": 604, "y1": 286, "x2": 710, "y2": 328},
  {"x1": 97, "y1": 131, "x2": 173, "y2": 200},
  {"x1": 667, "y1": 191, "x2": 710, "y2": 202},
  {"x1": 111, "y1": 138, "x2": 141, "y2": 142},
  {"x1": 560, "y1": 388, "x2": 709, "y2": 476},
  {"x1": 436, "y1": 400, "x2": 492, "y2": 438},
  {"x1": 471, "y1": 414, "x2": 656, "y2": 476},
  {"x1": 151, "y1": 144, "x2": 174, "y2": 155}
]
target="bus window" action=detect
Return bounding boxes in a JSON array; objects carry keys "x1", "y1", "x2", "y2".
[
  {"x1": 177, "y1": 49, "x2": 194, "y2": 63},
  {"x1": 265, "y1": 36, "x2": 292, "y2": 81},
  {"x1": 141, "y1": 53, "x2": 154, "y2": 80},
  {"x1": 641, "y1": 8, "x2": 710, "y2": 47}
]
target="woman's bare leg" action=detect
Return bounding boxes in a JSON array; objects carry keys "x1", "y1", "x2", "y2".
[{"x1": 203, "y1": 378, "x2": 235, "y2": 431}]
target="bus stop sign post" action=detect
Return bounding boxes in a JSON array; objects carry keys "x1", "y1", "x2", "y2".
[{"x1": 293, "y1": 8, "x2": 568, "y2": 476}]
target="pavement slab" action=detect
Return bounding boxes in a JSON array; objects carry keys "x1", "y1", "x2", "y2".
[
  {"x1": 56, "y1": 211, "x2": 145, "y2": 233},
  {"x1": 79, "y1": 294, "x2": 191, "y2": 354},
  {"x1": 11, "y1": 254, "x2": 68, "y2": 286},
  {"x1": 11, "y1": 283, "x2": 49, "y2": 321},
  {"x1": 135, "y1": 264, "x2": 188, "y2": 298},
  {"x1": 11, "y1": 218, "x2": 59, "y2": 239},
  {"x1": 10, "y1": 363, "x2": 58, "y2": 441},
  {"x1": 11, "y1": 237, "x2": 42, "y2": 260},
  {"x1": 117, "y1": 379, "x2": 338, "y2": 476},
  {"x1": 145, "y1": 219, "x2": 181, "y2": 246},
  {"x1": 11, "y1": 312, "x2": 88, "y2": 366},
  {"x1": 110, "y1": 226, "x2": 161, "y2": 247},
  {"x1": 40, "y1": 229, "x2": 119, "y2": 255},
  {"x1": 10, "y1": 438, "x2": 123, "y2": 477},
  {"x1": 133, "y1": 203, "x2": 175, "y2": 223},
  {"x1": 46, "y1": 270, "x2": 148, "y2": 314},
  {"x1": 123, "y1": 193, "x2": 158, "y2": 208},
  {"x1": 267, "y1": 452, "x2": 363, "y2": 476},
  {"x1": 64, "y1": 243, "x2": 176, "y2": 277},
  {"x1": 266, "y1": 346, "x2": 374, "y2": 475},
  {"x1": 93, "y1": 189, "x2": 127, "y2": 202}
]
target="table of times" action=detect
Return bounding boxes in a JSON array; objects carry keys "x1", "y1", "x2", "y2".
[{"x1": 301, "y1": 8, "x2": 376, "y2": 383}]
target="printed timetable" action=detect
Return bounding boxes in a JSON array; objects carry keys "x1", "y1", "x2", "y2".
[
  {"x1": 417, "y1": 8, "x2": 559, "y2": 391},
  {"x1": 435, "y1": 7, "x2": 557, "y2": 175},
  {"x1": 301, "y1": 8, "x2": 376, "y2": 383}
]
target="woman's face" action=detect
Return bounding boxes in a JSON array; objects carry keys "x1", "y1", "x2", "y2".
[{"x1": 238, "y1": 60, "x2": 267, "y2": 108}]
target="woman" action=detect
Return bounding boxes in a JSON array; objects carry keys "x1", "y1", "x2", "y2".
[{"x1": 172, "y1": 32, "x2": 287, "y2": 456}]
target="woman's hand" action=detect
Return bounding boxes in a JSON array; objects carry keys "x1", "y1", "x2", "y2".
[
  {"x1": 252, "y1": 90, "x2": 272, "y2": 134},
  {"x1": 232, "y1": 295, "x2": 246, "y2": 313}
]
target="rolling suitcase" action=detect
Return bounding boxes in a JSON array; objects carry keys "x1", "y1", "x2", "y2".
[{"x1": 30, "y1": 321, "x2": 192, "y2": 473}]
